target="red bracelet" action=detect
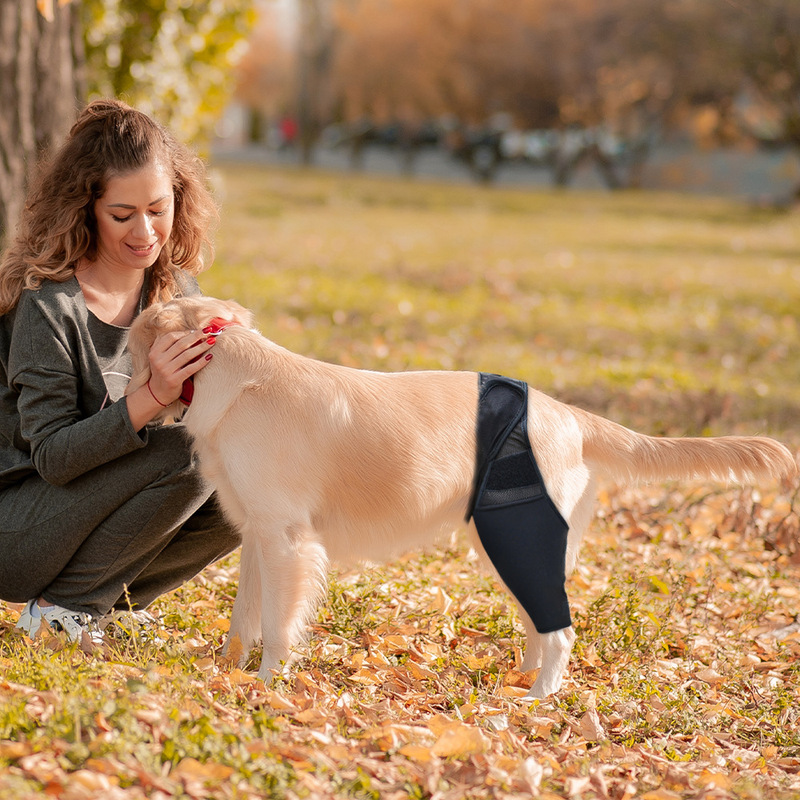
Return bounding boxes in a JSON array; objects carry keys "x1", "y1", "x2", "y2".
[{"x1": 146, "y1": 379, "x2": 168, "y2": 407}]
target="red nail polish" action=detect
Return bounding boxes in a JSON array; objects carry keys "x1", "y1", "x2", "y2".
[
  {"x1": 206, "y1": 336, "x2": 216, "y2": 345},
  {"x1": 202, "y1": 326, "x2": 213, "y2": 334},
  {"x1": 205, "y1": 353, "x2": 213, "y2": 360}
]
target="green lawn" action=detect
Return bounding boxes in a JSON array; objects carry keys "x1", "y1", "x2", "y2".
[
  {"x1": 1, "y1": 164, "x2": 798, "y2": 799},
  {"x1": 204, "y1": 162, "x2": 800, "y2": 441}
]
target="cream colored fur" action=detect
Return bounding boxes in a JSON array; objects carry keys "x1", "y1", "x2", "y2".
[{"x1": 127, "y1": 296, "x2": 797, "y2": 698}]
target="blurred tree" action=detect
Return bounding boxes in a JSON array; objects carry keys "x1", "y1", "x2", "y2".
[
  {"x1": 82, "y1": 0, "x2": 256, "y2": 147},
  {"x1": 535, "y1": 0, "x2": 744, "y2": 187},
  {"x1": 721, "y1": 0, "x2": 800, "y2": 178},
  {"x1": 234, "y1": 4, "x2": 296, "y2": 144},
  {"x1": 331, "y1": 0, "x2": 555, "y2": 128},
  {"x1": 328, "y1": 0, "x2": 743, "y2": 186},
  {"x1": 295, "y1": 0, "x2": 336, "y2": 163},
  {"x1": 0, "y1": 0, "x2": 84, "y2": 243}
]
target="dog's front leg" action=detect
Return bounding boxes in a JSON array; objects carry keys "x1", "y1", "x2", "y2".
[
  {"x1": 254, "y1": 525, "x2": 323, "y2": 680},
  {"x1": 526, "y1": 626, "x2": 575, "y2": 699},
  {"x1": 224, "y1": 533, "x2": 262, "y2": 663}
]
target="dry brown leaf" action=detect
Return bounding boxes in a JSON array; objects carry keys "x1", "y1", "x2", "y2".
[
  {"x1": 220, "y1": 633, "x2": 244, "y2": 667},
  {"x1": 406, "y1": 661, "x2": 438, "y2": 680},
  {"x1": 0, "y1": 740, "x2": 30, "y2": 760},
  {"x1": 383, "y1": 634, "x2": 410, "y2": 652},
  {"x1": 526, "y1": 717, "x2": 555, "y2": 740},
  {"x1": 294, "y1": 707, "x2": 328, "y2": 726},
  {"x1": 431, "y1": 722, "x2": 490, "y2": 758},
  {"x1": 518, "y1": 757, "x2": 545, "y2": 793},
  {"x1": 698, "y1": 769, "x2": 731, "y2": 789},
  {"x1": 695, "y1": 668, "x2": 725, "y2": 685},
  {"x1": 348, "y1": 668, "x2": 384, "y2": 684},
  {"x1": 399, "y1": 743, "x2": 435, "y2": 763},
  {"x1": 226, "y1": 668, "x2": 258, "y2": 687},
  {"x1": 501, "y1": 684, "x2": 529, "y2": 699},
  {"x1": 579, "y1": 707, "x2": 606, "y2": 742},
  {"x1": 641, "y1": 789, "x2": 683, "y2": 800},
  {"x1": 18, "y1": 753, "x2": 65, "y2": 783},
  {"x1": 431, "y1": 587, "x2": 453, "y2": 615},
  {"x1": 173, "y1": 757, "x2": 235, "y2": 782},
  {"x1": 67, "y1": 770, "x2": 116, "y2": 792}
]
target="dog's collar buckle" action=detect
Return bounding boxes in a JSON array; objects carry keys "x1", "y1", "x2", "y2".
[
  {"x1": 179, "y1": 316, "x2": 241, "y2": 406},
  {"x1": 205, "y1": 316, "x2": 239, "y2": 335}
]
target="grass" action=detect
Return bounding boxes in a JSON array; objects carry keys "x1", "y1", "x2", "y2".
[{"x1": 1, "y1": 163, "x2": 799, "y2": 798}]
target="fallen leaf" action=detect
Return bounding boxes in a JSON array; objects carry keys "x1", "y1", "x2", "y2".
[
  {"x1": 431, "y1": 723, "x2": 490, "y2": 758},
  {"x1": 641, "y1": 789, "x2": 682, "y2": 800},
  {"x1": 698, "y1": 770, "x2": 731, "y2": 790},
  {"x1": 0, "y1": 740, "x2": 30, "y2": 760},
  {"x1": 696, "y1": 668, "x2": 725, "y2": 685},
  {"x1": 579, "y1": 707, "x2": 606, "y2": 742},
  {"x1": 173, "y1": 757, "x2": 235, "y2": 782},
  {"x1": 219, "y1": 633, "x2": 244, "y2": 667},
  {"x1": 518, "y1": 757, "x2": 545, "y2": 793},
  {"x1": 399, "y1": 743, "x2": 435, "y2": 763}
]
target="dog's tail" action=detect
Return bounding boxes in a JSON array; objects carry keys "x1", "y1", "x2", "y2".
[{"x1": 572, "y1": 406, "x2": 797, "y2": 485}]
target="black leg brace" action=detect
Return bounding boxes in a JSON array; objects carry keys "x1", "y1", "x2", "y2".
[{"x1": 467, "y1": 373, "x2": 572, "y2": 634}]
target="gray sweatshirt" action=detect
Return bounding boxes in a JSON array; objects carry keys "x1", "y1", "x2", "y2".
[{"x1": 0, "y1": 270, "x2": 199, "y2": 489}]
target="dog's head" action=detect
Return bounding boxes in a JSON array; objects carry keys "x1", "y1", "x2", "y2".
[{"x1": 127, "y1": 296, "x2": 253, "y2": 420}]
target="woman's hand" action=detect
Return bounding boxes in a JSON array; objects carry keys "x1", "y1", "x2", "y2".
[
  {"x1": 126, "y1": 329, "x2": 216, "y2": 430},
  {"x1": 146, "y1": 329, "x2": 216, "y2": 405}
]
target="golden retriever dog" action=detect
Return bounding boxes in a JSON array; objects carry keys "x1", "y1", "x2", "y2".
[{"x1": 127, "y1": 296, "x2": 796, "y2": 698}]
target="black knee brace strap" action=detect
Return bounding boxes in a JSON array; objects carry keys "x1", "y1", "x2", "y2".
[{"x1": 467, "y1": 373, "x2": 572, "y2": 634}]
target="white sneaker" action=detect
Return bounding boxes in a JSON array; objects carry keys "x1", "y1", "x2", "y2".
[
  {"x1": 16, "y1": 599, "x2": 105, "y2": 648},
  {"x1": 98, "y1": 608, "x2": 157, "y2": 638},
  {"x1": 15, "y1": 599, "x2": 45, "y2": 638}
]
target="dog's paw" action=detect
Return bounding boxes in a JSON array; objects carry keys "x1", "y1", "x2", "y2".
[
  {"x1": 525, "y1": 675, "x2": 562, "y2": 700},
  {"x1": 520, "y1": 655, "x2": 543, "y2": 672},
  {"x1": 256, "y1": 662, "x2": 286, "y2": 682}
]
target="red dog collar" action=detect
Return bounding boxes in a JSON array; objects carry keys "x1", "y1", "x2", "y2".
[{"x1": 179, "y1": 316, "x2": 240, "y2": 406}]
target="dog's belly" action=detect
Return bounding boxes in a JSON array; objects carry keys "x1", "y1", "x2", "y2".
[{"x1": 314, "y1": 496, "x2": 469, "y2": 566}]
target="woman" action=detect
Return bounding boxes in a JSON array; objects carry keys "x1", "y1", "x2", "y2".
[{"x1": 0, "y1": 98, "x2": 240, "y2": 648}]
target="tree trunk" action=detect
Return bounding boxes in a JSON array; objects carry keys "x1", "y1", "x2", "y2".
[
  {"x1": 0, "y1": 0, "x2": 85, "y2": 245},
  {"x1": 296, "y1": 0, "x2": 333, "y2": 166}
]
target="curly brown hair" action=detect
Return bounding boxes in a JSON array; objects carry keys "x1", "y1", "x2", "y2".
[{"x1": 0, "y1": 98, "x2": 218, "y2": 314}]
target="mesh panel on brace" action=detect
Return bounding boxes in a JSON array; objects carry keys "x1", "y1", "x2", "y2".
[{"x1": 477, "y1": 452, "x2": 543, "y2": 509}]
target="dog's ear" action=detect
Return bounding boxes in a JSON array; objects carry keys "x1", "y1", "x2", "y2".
[
  {"x1": 126, "y1": 304, "x2": 161, "y2": 396},
  {"x1": 125, "y1": 302, "x2": 188, "y2": 422}
]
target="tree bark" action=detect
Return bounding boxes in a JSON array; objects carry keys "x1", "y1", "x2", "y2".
[{"x1": 0, "y1": 0, "x2": 85, "y2": 245}]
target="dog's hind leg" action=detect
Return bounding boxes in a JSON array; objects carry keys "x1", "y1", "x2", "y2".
[
  {"x1": 224, "y1": 533, "x2": 263, "y2": 663},
  {"x1": 524, "y1": 469, "x2": 596, "y2": 697},
  {"x1": 508, "y1": 598, "x2": 573, "y2": 700},
  {"x1": 518, "y1": 608, "x2": 543, "y2": 671},
  {"x1": 526, "y1": 626, "x2": 576, "y2": 698}
]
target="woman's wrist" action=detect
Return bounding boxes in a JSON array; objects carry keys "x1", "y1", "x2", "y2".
[
  {"x1": 146, "y1": 379, "x2": 168, "y2": 407},
  {"x1": 126, "y1": 382, "x2": 172, "y2": 431}
]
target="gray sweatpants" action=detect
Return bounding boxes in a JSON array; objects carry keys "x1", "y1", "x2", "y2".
[{"x1": 0, "y1": 425, "x2": 241, "y2": 616}]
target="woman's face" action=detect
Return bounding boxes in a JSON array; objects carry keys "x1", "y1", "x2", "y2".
[{"x1": 92, "y1": 161, "x2": 175, "y2": 275}]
